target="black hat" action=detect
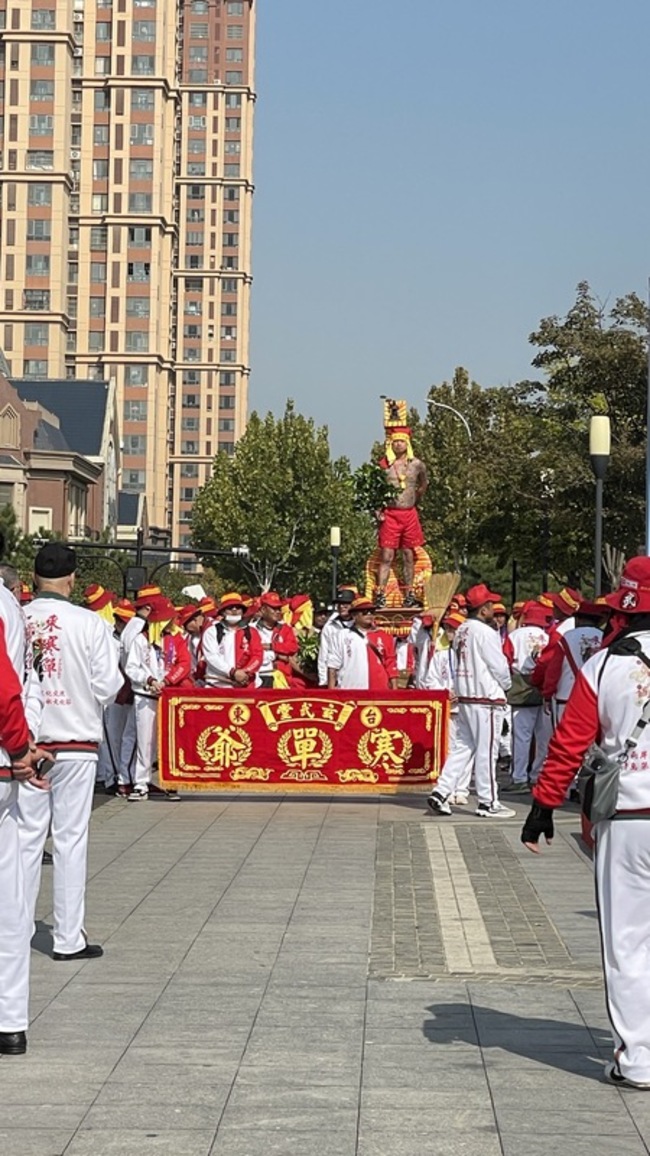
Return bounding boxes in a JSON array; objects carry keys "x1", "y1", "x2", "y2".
[
  {"x1": 336, "y1": 589, "x2": 355, "y2": 605},
  {"x1": 34, "y1": 543, "x2": 77, "y2": 579}
]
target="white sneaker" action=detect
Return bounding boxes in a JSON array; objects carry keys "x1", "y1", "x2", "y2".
[
  {"x1": 452, "y1": 793, "x2": 469, "y2": 805},
  {"x1": 427, "y1": 791, "x2": 452, "y2": 816},
  {"x1": 128, "y1": 786, "x2": 149, "y2": 802},
  {"x1": 476, "y1": 801, "x2": 516, "y2": 819}
]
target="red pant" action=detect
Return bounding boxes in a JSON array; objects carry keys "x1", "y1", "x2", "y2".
[{"x1": 378, "y1": 507, "x2": 424, "y2": 550}]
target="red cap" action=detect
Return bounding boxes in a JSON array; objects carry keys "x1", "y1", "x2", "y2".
[
  {"x1": 351, "y1": 596, "x2": 376, "y2": 613},
  {"x1": 492, "y1": 602, "x2": 507, "y2": 615},
  {"x1": 389, "y1": 426, "x2": 412, "y2": 439},
  {"x1": 260, "y1": 591, "x2": 283, "y2": 609},
  {"x1": 147, "y1": 597, "x2": 177, "y2": 624},
  {"x1": 177, "y1": 603, "x2": 204, "y2": 628},
  {"x1": 605, "y1": 558, "x2": 650, "y2": 614},
  {"x1": 113, "y1": 598, "x2": 136, "y2": 622},
  {"x1": 520, "y1": 601, "x2": 551, "y2": 628},
  {"x1": 550, "y1": 587, "x2": 582, "y2": 617},
  {"x1": 538, "y1": 593, "x2": 555, "y2": 609},
  {"x1": 218, "y1": 592, "x2": 246, "y2": 613},
  {"x1": 19, "y1": 582, "x2": 33, "y2": 605},
  {"x1": 577, "y1": 599, "x2": 609, "y2": 619},
  {"x1": 465, "y1": 583, "x2": 501, "y2": 610},
  {"x1": 84, "y1": 583, "x2": 114, "y2": 612},
  {"x1": 442, "y1": 611, "x2": 465, "y2": 630},
  {"x1": 134, "y1": 584, "x2": 163, "y2": 610}
]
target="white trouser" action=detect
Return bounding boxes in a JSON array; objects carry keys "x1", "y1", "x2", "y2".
[
  {"x1": 511, "y1": 705, "x2": 553, "y2": 783},
  {"x1": 595, "y1": 819, "x2": 650, "y2": 1083},
  {"x1": 435, "y1": 703, "x2": 501, "y2": 808},
  {"x1": 17, "y1": 758, "x2": 96, "y2": 955},
  {"x1": 0, "y1": 781, "x2": 30, "y2": 1031},
  {"x1": 446, "y1": 714, "x2": 472, "y2": 796},
  {"x1": 499, "y1": 705, "x2": 512, "y2": 757},
  {"x1": 133, "y1": 696, "x2": 158, "y2": 789},
  {"x1": 97, "y1": 703, "x2": 136, "y2": 786}
]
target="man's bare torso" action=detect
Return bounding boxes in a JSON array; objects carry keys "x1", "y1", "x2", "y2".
[{"x1": 385, "y1": 458, "x2": 427, "y2": 509}]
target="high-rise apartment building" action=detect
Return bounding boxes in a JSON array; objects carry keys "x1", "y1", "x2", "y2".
[{"x1": 0, "y1": 0, "x2": 255, "y2": 543}]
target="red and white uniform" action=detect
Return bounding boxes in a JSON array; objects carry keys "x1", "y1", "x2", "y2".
[
  {"x1": 124, "y1": 628, "x2": 164, "y2": 792},
  {"x1": 251, "y1": 620, "x2": 298, "y2": 685},
  {"x1": 0, "y1": 615, "x2": 33, "y2": 1035},
  {"x1": 534, "y1": 630, "x2": 650, "y2": 1085},
  {"x1": 318, "y1": 613, "x2": 351, "y2": 686},
  {"x1": 541, "y1": 625, "x2": 603, "y2": 715},
  {"x1": 434, "y1": 618, "x2": 511, "y2": 808},
  {"x1": 96, "y1": 627, "x2": 137, "y2": 788},
  {"x1": 408, "y1": 616, "x2": 435, "y2": 690},
  {"x1": 18, "y1": 595, "x2": 122, "y2": 955},
  {"x1": 161, "y1": 631, "x2": 193, "y2": 689},
  {"x1": 202, "y1": 622, "x2": 263, "y2": 688},
  {"x1": 327, "y1": 627, "x2": 397, "y2": 690},
  {"x1": 503, "y1": 624, "x2": 551, "y2": 785}
]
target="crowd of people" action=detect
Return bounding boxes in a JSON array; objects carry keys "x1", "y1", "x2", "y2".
[{"x1": 4, "y1": 538, "x2": 650, "y2": 1090}]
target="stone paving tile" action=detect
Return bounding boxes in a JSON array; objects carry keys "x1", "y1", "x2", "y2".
[{"x1": 0, "y1": 1130, "x2": 78, "y2": 1156}]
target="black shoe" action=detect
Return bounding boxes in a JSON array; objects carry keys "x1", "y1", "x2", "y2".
[
  {"x1": 403, "y1": 591, "x2": 422, "y2": 608},
  {"x1": 53, "y1": 944, "x2": 103, "y2": 961},
  {"x1": 42, "y1": 850, "x2": 53, "y2": 865},
  {"x1": 0, "y1": 1030, "x2": 27, "y2": 1055},
  {"x1": 375, "y1": 590, "x2": 386, "y2": 609}
]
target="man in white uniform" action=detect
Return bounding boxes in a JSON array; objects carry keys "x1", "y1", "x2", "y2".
[
  {"x1": 502, "y1": 601, "x2": 551, "y2": 791},
  {"x1": 18, "y1": 544, "x2": 122, "y2": 960},
  {"x1": 202, "y1": 592, "x2": 263, "y2": 689},
  {"x1": 427, "y1": 584, "x2": 516, "y2": 818},
  {"x1": 522, "y1": 557, "x2": 650, "y2": 1089},
  {"x1": 317, "y1": 589, "x2": 354, "y2": 686}
]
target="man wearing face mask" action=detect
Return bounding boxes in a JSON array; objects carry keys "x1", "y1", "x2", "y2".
[
  {"x1": 202, "y1": 592, "x2": 263, "y2": 689},
  {"x1": 427, "y1": 584, "x2": 515, "y2": 819},
  {"x1": 252, "y1": 592, "x2": 299, "y2": 688}
]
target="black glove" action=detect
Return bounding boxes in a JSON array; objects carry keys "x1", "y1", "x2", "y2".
[{"x1": 521, "y1": 802, "x2": 554, "y2": 847}]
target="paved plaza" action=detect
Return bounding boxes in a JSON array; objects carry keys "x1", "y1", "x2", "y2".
[{"x1": 2, "y1": 793, "x2": 647, "y2": 1156}]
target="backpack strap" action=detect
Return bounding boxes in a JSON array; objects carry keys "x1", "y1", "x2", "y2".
[{"x1": 558, "y1": 636, "x2": 580, "y2": 678}]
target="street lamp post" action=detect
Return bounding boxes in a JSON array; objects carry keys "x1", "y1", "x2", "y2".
[
  {"x1": 427, "y1": 398, "x2": 473, "y2": 564},
  {"x1": 589, "y1": 416, "x2": 611, "y2": 597},
  {"x1": 330, "y1": 526, "x2": 341, "y2": 604}
]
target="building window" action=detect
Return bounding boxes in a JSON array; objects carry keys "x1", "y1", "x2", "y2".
[
  {"x1": 192, "y1": 0, "x2": 208, "y2": 10},
  {"x1": 187, "y1": 163, "x2": 206, "y2": 176},
  {"x1": 183, "y1": 393, "x2": 199, "y2": 407},
  {"x1": 187, "y1": 209, "x2": 204, "y2": 223},
  {"x1": 225, "y1": 93, "x2": 242, "y2": 108},
  {"x1": 220, "y1": 349, "x2": 236, "y2": 362},
  {"x1": 28, "y1": 185, "x2": 51, "y2": 206},
  {"x1": 227, "y1": 25, "x2": 244, "y2": 39},
  {"x1": 188, "y1": 255, "x2": 203, "y2": 269},
  {"x1": 95, "y1": 58, "x2": 112, "y2": 76},
  {"x1": 221, "y1": 302, "x2": 237, "y2": 316},
  {"x1": 130, "y1": 123, "x2": 154, "y2": 145},
  {"x1": 224, "y1": 188, "x2": 240, "y2": 203},
  {"x1": 186, "y1": 232, "x2": 204, "y2": 247},
  {"x1": 188, "y1": 70, "x2": 208, "y2": 84},
  {"x1": 188, "y1": 116, "x2": 206, "y2": 129},
  {"x1": 25, "y1": 323, "x2": 48, "y2": 345},
  {"x1": 133, "y1": 20, "x2": 156, "y2": 40},
  {"x1": 95, "y1": 91, "x2": 110, "y2": 111},
  {"x1": 227, "y1": 1, "x2": 244, "y2": 12},
  {"x1": 225, "y1": 117, "x2": 241, "y2": 131},
  {"x1": 126, "y1": 297, "x2": 150, "y2": 317},
  {"x1": 226, "y1": 49, "x2": 243, "y2": 62},
  {"x1": 184, "y1": 348, "x2": 200, "y2": 361},
  {"x1": 124, "y1": 400, "x2": 147, "y2": 421},
  {"x1": 190, "y1": 22, "x2": 209, "y2": 37},
  {"x1": 188, "y1": 139, "x2": 205, "y2": 155},
  {"x1": 92, "y1": 194, "x2": 109, "y2": 212},
  {"x1": 90, "y1": 262, "x2": 107, "y2": 283},
  {"x1": 185, "y1": 300, "x2": 202, "y2": 315},
  {"x1": 218, "y1": 418, "x2": 235, "y2": 431},
  {"x1": 94, "y1": 125, "x2": 110, "y2": 145},
  {"x1": 182, "y1": 370, "x2": 200, "y2": 384},
  {"x1": 23, "y1": 290, "x2": 50, "y2": 310},
  {"x1": 189, "y1": 92, "x2": 207, "y2": 107},
  {"x1": 26, "y1": 254, "x2": 50, "y2": 275},
  {"x1": 125, "y1": 435, "x2": 146, "y2": 455},
  {"x1": 31, "y1": 44, "x2": 55, "y2": 65},
  {"x1": 182, "y1": 417, "x2": 200, "y2": 431},
  {"x1": 218, "y1": 442, "x2": 235, "y2": 456},
  {"x1": 181, "y1": 463, "x2": 199, "y2": 477},
  {"x1": 225, "y1": 72, "x2": 243, "y2": 85},
  {"x1": 132, "y1": 55, "x2": 155, "y2": 75},
  {"x1": 132, "y1": 89, "x2": 155, "y2": 110},
  {"x1": 0, "y1": 484, "x2": 14, "y2": 509},
  {"x1": 30, "y1": 81, "x2": 55, "y2": 102},
  {"x1": 88, "y1": 332, "x2": 104, "y2": 351},
  {"x1": 183, "y1": 324, "x2": 201, "y2": 337},
  {"x1": 224, "y1": 164, "x2": 240, "y2": 177},
  {"x1": 224, "y1": 210, "x2": 239, "y2": 223},
  {"x1": 219, "y1": 372, "x2": 236, "y2": 386},
  {"x1": 96, "y1": 22, "x2": 112, "y2": 41},
  {"x1": 89, "y1": 297, "x2": 106, "y2": 317},
  {"x1": 128, "y1": 227, "x2": 152, "y2": 246},
  {"x1": 26, "y1": 151, "x2": 54, "y2": 171},
  {"x1": 181, "y1": 487, "x2": 197, "y2": 502},
  {"x1": 222, "y1": 233, "x2": 238, "y2": 248},
  {"x1": 23, "y1": 359, "x2": 48, "y2": 378},
  {"x1": 90, "y1": 226, "x2": 108, "y2": 248},
  {"x1": 181, "y1": 441, "x2": 199, "y2": 454},
  {"x1": 220, "y1": 395, "x2": 236, "y2": 409},
  {"x1": 222, "y1": 278, "x2": 238, "y2": 292},
  {"x1": 125, "y1": 331, "x2": 149, "y2": 351},
  {"x1": 125, "y1": 365, "x2": 148, "y2": 385},
  {"x1": 128, "y1": 193, "x2": 152, "y2": 212},
  {"x1": 130, "y1": 159, "x2": 153, "y2": 179},
  {"x1": 189, "y1": 46, "x2": 208, "y2": 62},
  {"x1": 26, "y1": 220, "x2": 51, "y2": 240},
  {"x1": 187, "y1": 185, "x2": 204, "y2": 200},
  {"x1": 31, "y1": 9, "x2": 56, "y2": 28},
  {"x1": 93, "y1": 159, "x2": 109, "y2": 179},
  {"x1": 123, "y1": 470, "x2": 146, "y2": 492},
  {"x1": 127, "y1": 262, "x2": 150, "y2": 282},
  {"x1": 224, "y1": 141, "x2": 241, "y2": 154}
]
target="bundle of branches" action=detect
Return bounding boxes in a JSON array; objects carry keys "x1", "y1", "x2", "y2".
[{"x1": 352, "y1": 462, "x2": 395, "y2": 520}]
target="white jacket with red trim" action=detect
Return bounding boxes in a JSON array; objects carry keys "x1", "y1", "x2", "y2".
[
  {"x1": 25, "y1": 594, "x2": 122, "y2": 755},
  {"x1": 534, "y1": 628, "x2": 650, "y2": 812},
  {"x1": 327, "y1": 627, "x2": 397, "y2": 690},
  {"x1": 452, "y1": 618, "x2": 511, "y2": 704},
  {"x1": 503, "y1": 625, "x2": 548, "y2": 676},
  {"x1": 541, "y1": 625, "x2": 603, "y2": 701},
  {"x1": 202, "y1": 621, "x2": 263, "y2": 688}
]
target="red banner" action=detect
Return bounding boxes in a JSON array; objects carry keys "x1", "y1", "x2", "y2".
[{"x1": 158, "y1": 689, "x2": 448, "y2": 793}]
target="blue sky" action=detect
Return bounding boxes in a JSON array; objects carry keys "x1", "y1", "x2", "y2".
[{"x1": 249, "y1": 0, "x2": 650, "y2": 464}]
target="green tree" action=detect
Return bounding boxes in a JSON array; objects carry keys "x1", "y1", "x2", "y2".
[{"x1": 192, "y1": 402, "x2": 374, "y2": 597}]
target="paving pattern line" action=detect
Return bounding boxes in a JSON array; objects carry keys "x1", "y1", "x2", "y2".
[{"x1": 424, "y1": 823, "x2": 498, "y2": 973}]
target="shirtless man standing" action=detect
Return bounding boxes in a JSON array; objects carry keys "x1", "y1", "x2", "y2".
[{"x1": 376, "y1": 427, "x2": 428, "y2": 608}]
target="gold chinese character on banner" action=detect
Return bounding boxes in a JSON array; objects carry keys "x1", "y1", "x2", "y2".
[
  {"x1": 278, "y1": 727, "x2": 332, "y2": 771},
  {"x1": 197, "y1": 725, "x2": 252, "y2": 769},
  {"x1": 358, "y1": 728, "x2": 413, "y2": 772},
  {"x1": 229, "y1": 703, "x2": 251, "y2": 726},
  {"x1": 360, "y1": 705, "x2": 383, "y2": 728}
]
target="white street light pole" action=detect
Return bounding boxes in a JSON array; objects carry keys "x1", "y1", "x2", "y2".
[
  {"x1": 427, "y1": 399, "x2": 472, "y2": 442},
  {"x1": 590, "y1": 416, "x2": 611, "y2": 597},
  {"x1": 427, "y1": 398, "x2": 473, "y2": 566}
]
